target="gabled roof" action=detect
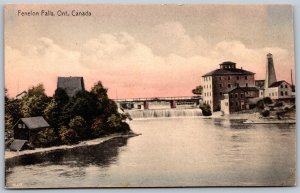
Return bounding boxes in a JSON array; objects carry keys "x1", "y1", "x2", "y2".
[
  {"x1": 202, "y1": 68, "x2": 255, "y2": 77},
  {"x1": 269, "y1": 80, "x2": 291, "y2": 88},
  {"x1": 19, "y1": 116, "x2": 50, "y2": 130},
  {"x1": 225, "y1": 86, "x2": 258, "y2": 93},
  {"x1": 9, "y1": 139, "x2": 28, "y2": 151},
  {"x1": 57, "y1": 76, "x2": 85, "y2": 97}
]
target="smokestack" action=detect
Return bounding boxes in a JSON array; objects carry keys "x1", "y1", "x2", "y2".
[{"x1": 265, "y1": 53, "x2": 277, "y2": 88}]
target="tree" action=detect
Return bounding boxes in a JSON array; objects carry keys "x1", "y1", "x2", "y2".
[
  {"x1": 69, "y1": 116, "x2": 88, "y2": 138},
  {"x1": 54, "y1": 88, "x2": 69, "y2": 107},
  {"x1": 44, "y1": 99, "x2": 61, "y2": 129},
  {"x1": 192, "y1": 85, "x2": 203, "y2": 95},
  {"x1": 91, "y1": 117, "x2": 105, "y2": 137},
  {"x1": 5, "y1": 91, "x2": 22, "y2": 141},
  {"x1": 21, "y1": 84, "x2": 49, "y2": 117},
  {"x1": 256, "y1": 99, "x2": 265, "y2": 110},
  {"x1": 59, "y1": 127, "x2": 79, "y2": 145},
  {"x1": 64, "y1": 91, "x2": 98, "y2": 123},
  {"x1": 200, "y1": 103, "x2": 212, "y2": 116},
  {"x1": 35, "y1": 128, "x2": 58, "y2": 147},
  {"x1": 263, "y1": 97, "x2": 273, "y2": 105}
]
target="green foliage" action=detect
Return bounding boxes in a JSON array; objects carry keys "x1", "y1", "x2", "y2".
[
  {"x1": 54, "y1": 88, "x2": 69, "y2": 106},
  {"x1": 260, "y1": 110, "x2": 270, "y2": 117},
  {"x1": 69, "y1": 116, "x2": 87, "y2": 138},
  {"x1": 59, "y1": 127, "x2": 79, "y2": 145},
  {"x1": 91, "y1": 117, "x2": 105, "y2": 137},
  {"x1": 35, "y1": 128, "x2": 58, "y2": 147},
  {"x1": 192, "y1": 85, "x2": 203, "y2": 95},
  {"x1": 21, "y1": 84, "x2": 49, "y2": 117},
  {"x1": 5, "y1": 95, "x2": 22, "y2": 141},
  {"x1": 256, "y1": 100, "x2": 265, "y2": 110},
  {"x1": 263, "y1": 97, "x2": 272, "y2": 104},
  {"x1": 200, "y1": 103, "x2": 212, "y2": 116},
  {"x1": 44, "y1": 99, "x2": 61, "y2": 129},
  {"x1": 64, "y1": 91, "x2": 98, "y2": 123}
]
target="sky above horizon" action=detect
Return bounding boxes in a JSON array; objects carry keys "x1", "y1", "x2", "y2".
[{"x1": 5, "y1": 4, "x2": 295, "y2": 98}]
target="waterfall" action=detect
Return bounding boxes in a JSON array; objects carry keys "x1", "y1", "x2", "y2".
[{"x1": 126, "y1": 108, "x2": 202, "y2": 119}]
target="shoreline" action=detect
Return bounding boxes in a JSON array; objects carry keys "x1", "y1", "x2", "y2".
[{"x1": 5, "y1": 132, "x2": 140, "y2": 160}]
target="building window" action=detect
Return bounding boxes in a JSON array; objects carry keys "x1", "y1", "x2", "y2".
[
  {"x1": 220, "y1": 92, "x2": 222, "y2": 96},
  {"x1": 219, "y1": 77, "x2": 221, "y2": 80},
  {"x1": 235, "y1": 93, "x2": 238, "y2": 98},
  {"x1": 230, "y1": 102, "x2": 233, "y2": 106},
  {"x1": 281, "y1": 85, "x2": 283, "y2": 88},
  {"x1": 285, "y1": 91, "x2": 288, "y2": 95},
  {"x1": 228, "y1": 84, "x2": 231, "y2": 88},
  {"x1": 236, "y1": 102, "x2": 238, "y2": 106},
  {"x1": 272, "y1": 93, "x2": 274, "y2": 96},
  {"x1": 225, "y1": 102, "x2": 228, "y2": 106},
  {"x1": 285, "y1": 85, "x2": 288, "y2": 88},
  {"x1": 281, "y1": 91, "x2": 284, "y2": 96},
  {"x1": 219, "y1": 84, "x2": 222, "y2": 88},
  {"x1": 230, "y1": 93, "x2": 233, "y2": 98},
  {"x1": 237, "y1": 76, "x2": 239, "y2": 80},
  {"x1": 245, "y1": 76, "x2": 248, "y2": 80},
  {"x1": 210, "y1": 92, "x2": 212, "y2": 96},
  {"x1": 241, "y1": 93, "x2": 244, "y2": 98},
  {"x1": 246, "y1": 83, "x2": 248, "y2": 87},
  {"x1": 269, "y1": 93, "x2": 271, "y2": 97},
  {"x1": 228, "y1": 76, "x2": 230, "y2": 80},
  {"x1": 18, "y1": 124, "x2": 22, "y2": 129}
]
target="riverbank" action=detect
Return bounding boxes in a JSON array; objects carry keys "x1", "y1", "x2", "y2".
[{"x1": 5, "y1": 132, "x2": 140, "y2": 160}]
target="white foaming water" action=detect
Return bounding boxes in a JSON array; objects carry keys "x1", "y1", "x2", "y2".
[{"x1": 126, "y1": 108, "x2": 202, "y2": 119}]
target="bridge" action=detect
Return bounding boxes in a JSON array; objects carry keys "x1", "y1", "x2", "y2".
[{"x1": 113, "y1": 96, "x2": 201, "y2": 110}]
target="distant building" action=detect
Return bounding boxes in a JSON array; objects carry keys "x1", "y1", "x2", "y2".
[
  {"x1": 261, "y1": 53, "x2": 294, "y2": 102},
  {"x1": 265, "y1": 80, "x2": 293, "y2": 100},
  {"x1": 57, "y1": 76, "x2": 85, "y2": 97},
  {"x1": 202, "y1": 61, "x2": 256, "y2": 112},
  {"x1": 221, "y1": 86, "x2": 259, "y2": 114},
  {"x1": 13, "y1": 116, "x2": 50, "y2": 144}
]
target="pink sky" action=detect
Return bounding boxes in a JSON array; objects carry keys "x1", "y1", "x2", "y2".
[{"x1": 5, "y1": 5, "x2": 295, "y2": 98}]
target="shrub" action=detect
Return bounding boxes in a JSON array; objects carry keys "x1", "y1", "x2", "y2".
[
  {"x1": 260, "y1": 110, "x2": 270, "y2": 117},
  {"x1": 59, "y1": 127, "x2": 79, "y2": 145},
  {"x1": 69, "y1": 116, "x2": 87, "y2": 138},
  {"x1": 35, "y1": 128, "x2": 58, "y2": 147},
  {"x1": 200, "y1": 103, "x2": 212, "y2": 116},
  {"x1": 263, "y1": 97, "x2": 273, "y2": 104},
  {"x1": 256, "y1": 100, "x2": 264, "y2": 110}
]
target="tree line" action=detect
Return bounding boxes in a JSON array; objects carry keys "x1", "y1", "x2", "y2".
[{"x1": 5, "y1": 81, "x2": 131, "y2": 147}]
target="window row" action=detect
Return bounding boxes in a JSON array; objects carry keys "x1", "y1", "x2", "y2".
[
  {"x1": 203, "y1": 84, "x2": 211, "y2": 89},
  {"x1": 218, "y1": 76, "x2": 248, "y2": 81},
  {"x1": 203, "y1": 76, "x2": 211, "y2": 81},
  {"x1": 204, "y1": 100, "x2": 212, "y2": 105},
  {"x1": 204, "y1": 92, "x2": 212, "y2": 97}
]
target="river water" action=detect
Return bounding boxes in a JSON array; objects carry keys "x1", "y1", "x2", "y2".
[{"x1": 5, "y1": 111, "x2": 296, "y2": 188}]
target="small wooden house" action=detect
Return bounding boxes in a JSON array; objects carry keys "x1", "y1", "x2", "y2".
[{"x1": 13, "y1": 116, "x2": 50, "y2": 144}]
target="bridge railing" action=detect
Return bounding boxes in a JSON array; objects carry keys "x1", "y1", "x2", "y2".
[{"x1": 113, "y1": 96, "x2": 202, "y2": 102}]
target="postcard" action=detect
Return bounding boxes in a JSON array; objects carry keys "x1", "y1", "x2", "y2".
[{"x1": 4, "y1": 4, "x2": 296, "y2": 188}]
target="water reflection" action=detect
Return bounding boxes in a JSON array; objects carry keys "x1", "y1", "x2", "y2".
[{"x1": 6, "y1": 137, "x2": 129, "y2": 169}]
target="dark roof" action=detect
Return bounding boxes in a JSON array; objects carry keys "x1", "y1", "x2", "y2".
[
  {"x1": 57, "y1": 76, "x2": 85, "y2": 97},
  {"x1": 202, "y1": 68, "x2": 255, "y2": 77},
  {"x1": 16, "y1": 91, "x2": 27, "y2": 98},
  {"x1": 9, "y1": 139, "x2": 28, "y2": 151},
  {"x1": 225, "y1": 86, "x2": 258, "y2": 93},
  {"x1": 20, "y1": 116, "x2": 50, "y2": 130},
  {"x1": 269, "y1": 80, "x2": 290, "y2": 88}
]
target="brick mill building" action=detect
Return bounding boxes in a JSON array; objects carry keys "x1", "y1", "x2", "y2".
[{"x1": 202, "y1": 61, "x2": 258, "y2": 112}]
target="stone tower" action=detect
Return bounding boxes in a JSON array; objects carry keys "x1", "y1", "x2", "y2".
[{"x1": 265, "y1": 53, "x2": 277, "y2": 88}]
